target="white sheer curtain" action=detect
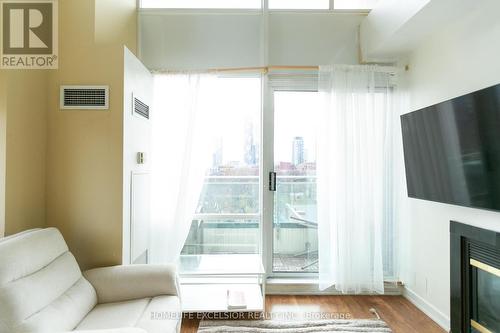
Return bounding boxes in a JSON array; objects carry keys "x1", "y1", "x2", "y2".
[
  {"x1": 317, "y1": 65, "x2": 398, "y2": 294},
  {"x1": 150, "y1": 73, "x2": 213, "y2": 263}
]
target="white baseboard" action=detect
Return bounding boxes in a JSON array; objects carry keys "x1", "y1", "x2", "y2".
[
  {"x1": 403, "y1": 286, "x2": 450, "y2": 332},
  {"x1": 265, "y1": 279, "x2": 402, "y2": 295}
]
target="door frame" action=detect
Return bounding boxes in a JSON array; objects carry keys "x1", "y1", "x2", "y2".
[{"x1": 262, "y1": 72, "x2": 320, "y2": 278}]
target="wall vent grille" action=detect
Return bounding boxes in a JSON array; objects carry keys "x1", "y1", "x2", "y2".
[
  {"x1": 134, "y1": 97, "x2": 150, "y2": 119},
  {"x1": 60, "y1": 85, "x2": 109, "y2": 109}
]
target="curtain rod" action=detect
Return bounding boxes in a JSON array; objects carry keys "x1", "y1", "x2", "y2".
[
  {"x1": 151, "y1": 65, "x2": 319, "y2": 74},
  {"x1": 214, "y1": 65, "x2": 319, "y2": 73},
  {"x1": 151, "y1": 64, "x2": 400, "y2": 74}
]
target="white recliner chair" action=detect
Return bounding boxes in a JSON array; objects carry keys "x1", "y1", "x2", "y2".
[{"x1": 0, "y1": 228, "x2": 182, "y2": 333}]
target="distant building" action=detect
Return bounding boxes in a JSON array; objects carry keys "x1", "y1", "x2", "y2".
[
  {"x1": 218, "y1": 164, "x2": 258, "y2": 176},
  {"x1": 292, "y1": 136, "x2": 305, "y2": 166},
  {"x1": 297, "y1": 162, "x2": 316, "y2": 173},
  {"x1": 278, "y1": 161, "x2": 294, "y2": 171},
  {"x1": 244, "y1": 122, "x2": 257, "y2": 165},
  {"x1": 212, "y1": 137, "x2": 223, "y2": 168},
  {"x1": 245, "y1": 145, "x2": 256, "y2": 165}
]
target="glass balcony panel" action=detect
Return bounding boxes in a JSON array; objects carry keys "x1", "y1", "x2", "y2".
[
  {"x1": 181, "y1": 219, "x2": 260, "y2": 256},
  {"x1": 196, "y1": 176, "x2": 259, "y2": 214},
  {"x1": 274, "y1": 176, "x2": 318, "y2": 272}
]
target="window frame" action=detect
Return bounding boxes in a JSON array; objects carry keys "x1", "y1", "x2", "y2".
[
  {"x1": 138, "y1": 0, "x2": 375, "y2": 13},
  {"x1": 263, "y1": 72, "x2": 320, "y2": 279},
  {"x1": 168, "y1": 72, "x2": 396, "y2": 281}
]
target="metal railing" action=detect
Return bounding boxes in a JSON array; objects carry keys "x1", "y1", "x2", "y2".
[
  {"x1": 193, "y1": 174, "x2": 316, "y2": 222},
  {"x1": 183, "y1": 175, "x2": 318, "y2": 267}
]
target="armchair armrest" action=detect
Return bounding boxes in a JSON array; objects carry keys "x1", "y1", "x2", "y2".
[{"x1": 83, "y1": 264, "x2": 180, "y2": 304}]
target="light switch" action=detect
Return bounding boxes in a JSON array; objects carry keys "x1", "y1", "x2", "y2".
[{"x1": 137, "y1": 152, "x2": 145, "y2": 164}]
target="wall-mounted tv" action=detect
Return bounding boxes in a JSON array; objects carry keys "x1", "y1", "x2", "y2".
[{"x1": 401, "y1": 83, "x2": 500, "y2": 211}]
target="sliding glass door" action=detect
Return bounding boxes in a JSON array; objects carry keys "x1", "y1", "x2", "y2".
[
  {"x1": 176, "y1": 74, "x2": 321, "y2": 277},
  {"x1": 161, "y1": 71, "x2": 395, "y2": 283},
  {"x1": 272, "y1": 91, "x2": 321, "y2": 273}
]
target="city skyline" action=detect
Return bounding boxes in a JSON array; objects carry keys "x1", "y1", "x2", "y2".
[{"x1": 210, "y1": 135, "x2": 315, "y2": 176}]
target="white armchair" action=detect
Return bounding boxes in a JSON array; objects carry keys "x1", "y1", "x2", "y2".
[{"x1": 0, "y1": 228, "x2": 182, "y2": 333}]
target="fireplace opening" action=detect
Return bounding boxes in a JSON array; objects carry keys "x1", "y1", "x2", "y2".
[
  {"x1": 470, "y1": 259, "x2": 500, "y2": 333},
  {"x1": 450, "y1": 221, "x2": 500, "y2": 333}
]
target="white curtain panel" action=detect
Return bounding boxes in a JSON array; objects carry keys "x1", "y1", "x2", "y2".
[
  {"x1": 317, "y1": 65, "x2": 398, "y2": 294},
  {"x1": 150, "y1": 73, "x2": 213, "y2": 263}
]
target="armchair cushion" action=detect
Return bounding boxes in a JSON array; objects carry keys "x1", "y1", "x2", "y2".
[
  {"x1": 83, "y1": 264, "x2": 179, "y2": 304},
  {"x1": 0, "y1": 228, "x2": 97, "y2": 332},
  {"x1": 75, "y1": 298, "x2": 150, "y2": 330}
]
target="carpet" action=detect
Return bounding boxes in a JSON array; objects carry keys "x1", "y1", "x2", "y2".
[{"x1": 197, "y1": 319, "x2": 392, "y2": 332}]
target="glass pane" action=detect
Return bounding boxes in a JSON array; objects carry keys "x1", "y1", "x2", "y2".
[
  {"x1": 334, "y1": 0, "x2": 378, "y2": 9},
  {"x1": 197, "y1": 176, "x2": 259, "y2": 214},
  {"x1": 180, "y1": 254, "x2": 264, "y2": 274},
  {"x1": 473, "y1": 267, "x2": 500, "y2": 332},
  {"x1": 195, "y1": 77, "x2": 261, "y2": 216},
  {"x1": 179, "y1": 77, "x2": 262, "y2": 261},
  {"x1": 181, "y1": 219, "x2": 260, "y2": 255},
  {"x1": 273, "y1": 91, "x2": 320, "y2": 272},
  {"x1": 269, "y1": 0, "x2": 329, "y2": 10},
  {"x1": 141, "y1": 0, "x2": 261, "y2": 9}
]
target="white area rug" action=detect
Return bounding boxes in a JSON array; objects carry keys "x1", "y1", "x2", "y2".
[{"x1": 197, "y1": 319, "x2": 392, "y2": 332}]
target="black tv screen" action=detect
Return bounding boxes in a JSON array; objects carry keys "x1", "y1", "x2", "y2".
[{"x1": 401, "y1": 83, "x2": 500, "y2": 211}]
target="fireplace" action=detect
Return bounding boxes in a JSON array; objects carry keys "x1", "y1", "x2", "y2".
[{"x1": 450, "y1": 221, "x2": 500, "y2": 333}]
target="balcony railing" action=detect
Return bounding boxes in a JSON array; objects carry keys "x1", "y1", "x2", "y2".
[
  {"x1": 180, "y1": 174, "x2": 394, "y2": 276},
  {"x1": 181, "y1": 175, "x2": 318, "y2": 272}
]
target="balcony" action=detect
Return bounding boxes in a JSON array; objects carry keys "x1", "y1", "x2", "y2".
[{"x1": 180, "y1": 175, "x2": 318, "y2": 273}]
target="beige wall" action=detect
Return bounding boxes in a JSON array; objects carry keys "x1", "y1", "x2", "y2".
[
  {"x1": 4, "y1": 71, "x2": 48, "y2": 235},
  {"x1": 0, "y1": 69, "x2": 48, "y2": 237},
  {"x1": 46, "y1": 0, "x2": 137, "y2": 270},
  {"x1": 0, "y1": 0, "x2": 136, "y2": 270},
  {"x1": 0, "y1": 72, "x2": 6, "y2": 237}
]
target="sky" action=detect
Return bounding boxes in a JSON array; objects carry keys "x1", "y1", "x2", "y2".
[
  {"x1": 158, "y1": 76, "x2": 321, "y2": 167},
  {"x1": 274, "y1": 91, "x2": 320, "y2": 164},
  {"x1": 202, "y1": 78, "x2": 321, "y2": 165}
]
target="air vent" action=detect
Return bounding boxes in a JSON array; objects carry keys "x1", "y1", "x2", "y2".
[
  {"x1": 133, "y1": 96, "x2": 150, "y2": 119},
  {"x1": 60, "y1": 85, "x2": 109, "y2": 110}
]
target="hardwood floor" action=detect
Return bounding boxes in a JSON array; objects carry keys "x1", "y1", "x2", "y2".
[{"x1": 181, "y1": 295, "x2": 445, "y2": 333}]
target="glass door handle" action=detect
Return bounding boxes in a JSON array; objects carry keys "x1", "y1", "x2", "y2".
[{"x1": 269, "y1": 172, "x2": 276, "y2": 191}]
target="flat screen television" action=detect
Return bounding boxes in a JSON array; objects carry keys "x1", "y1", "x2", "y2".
[{"x1": 401, "y1": 83, "x2": 500, "y2": 211}]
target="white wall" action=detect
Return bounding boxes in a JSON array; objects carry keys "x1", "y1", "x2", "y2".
[
  {"x1": 360, "y1": 0, "x2": 478, "y2": 62},
  {"x1": 139, "y1": 13, "x2": 262, "y2": 69},
  {"x1": 403, "y1": 1, "x2": 500, "y2": 330},
  {"x1": 267, "y1": 13, "x2": 364, "y2": 65},
  {"x1": 360, "y1": 0, "x2": 430, "y2": 61},
  {"x1": 139, "y1": 11, "x2": 365, "y2": 69},
  {"x1": 123, "y1": 47, "x2": 153, "y2": 264}
]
